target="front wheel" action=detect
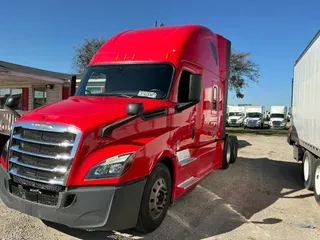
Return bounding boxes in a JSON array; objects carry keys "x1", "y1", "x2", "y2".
[
  {"x1": 314, "y1": 160, "x2": 320, "y2": 205},
  {"x1": 136, "y1": 163, "x2": 172, "y2": 233}
]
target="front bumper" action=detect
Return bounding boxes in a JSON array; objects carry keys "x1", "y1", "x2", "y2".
[
  {"x1": 228, "y1": 122, "x2": 242, "y2": 127},
  {"x1": 244, "y1": 123, "x2": 261, "y2": 128},
  {"x1": 0, "y1": 166, "x2": 146, "y2": 230},
  {"x1": 270, "y1": 125, "x2": 286, "y2": 129}
]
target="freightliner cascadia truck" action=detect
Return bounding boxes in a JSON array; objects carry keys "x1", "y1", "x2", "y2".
[
  {"x1": 0, "y1": 25, "x2": 238, "y2": 233},
  {"x1": 288, "y1": 30, "x2": 320, "y2": 205}
]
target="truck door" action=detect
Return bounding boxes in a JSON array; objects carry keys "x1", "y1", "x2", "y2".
[{"x1": 170, "y1": 65, "x2": 201, "y2": 181}]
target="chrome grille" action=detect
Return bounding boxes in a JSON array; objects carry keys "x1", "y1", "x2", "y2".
[
  {"x1": 273, "y1": 121, "x2": 281, "y2": 126},
  {"x1": 231, "y1": 119, "x2": 237, "y2": 123},
  {"x1": 8, "y1": 122, "x2": 82, "y2": 186}
]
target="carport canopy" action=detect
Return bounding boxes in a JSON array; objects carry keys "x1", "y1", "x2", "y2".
[{"x1": 0, "y1": 60, "x2": 71, "y2": 87}]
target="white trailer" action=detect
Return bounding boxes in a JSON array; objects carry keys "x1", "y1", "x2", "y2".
[
  {"x1": 243, "y1": 105, "x2": 264, "y2": 128},
  {"x1": 288, "y1": 30, "x2": 320, "y2": 205},
  {"x1": 227, "y1": 106, "x2": 245, "y2": 127},
  {"x1": 269, "y1": 106, "x2": 287, "y2": 129}
]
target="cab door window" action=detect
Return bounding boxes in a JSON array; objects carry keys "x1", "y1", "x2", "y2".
[{"x1": 213, "y1": 86, "x2": 218, "y2": 110}]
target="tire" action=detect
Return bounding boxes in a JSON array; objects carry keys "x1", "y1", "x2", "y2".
[
  {"x1": 136, "y1": 163, "x2": 172, "y2": 233},
  {"x1": 314, "y1": 160, "x2": 320, "y2": 205},
  {"x1": 303, "y1": 151, "x2": 316, "y2": 190},
  {"x1": 229, "y1": 136, "x2": 238, "y2": 164},
  {"x1": 221, "y1": 137, "x2": 233, "y2": 169}
]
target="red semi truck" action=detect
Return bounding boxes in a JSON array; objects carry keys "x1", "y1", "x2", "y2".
[{"x1": 0, "y1": 25, "x2": 237, "y2": 233}]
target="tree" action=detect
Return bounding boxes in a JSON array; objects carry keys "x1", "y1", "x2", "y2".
[
  {"x1": 229, "y1": 50, "x2": 260, "y2": 98},
  {"x1": 73, "y1": 37, "x2": 106, "y2": 74}
]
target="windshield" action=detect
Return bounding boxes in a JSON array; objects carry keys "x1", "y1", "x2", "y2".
[
  {"x1": 76, "y1": 64, "x2": 174, "y2": 99},
  {"x1": 247, "y1": 112, "x2": 261, "y2": 118},
  {"x1": 270, "y1": 113, "x2": 284, "y2": 118},
  {"x1": 229, "y1": 112, "x2": 243, "y2": 117}
]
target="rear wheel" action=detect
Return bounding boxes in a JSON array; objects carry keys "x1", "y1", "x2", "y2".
[
  {"x1": 229, "y1": 136, "x2": 238, "y2": 164},
  {"x1": 221, "y1": 137, "x2": 233, "y2": 169},
  {"x1": 136, "y1": 163, "x2": 172, "y2": 233},
  {"x1": 314, "y1": 160, "x2": 320, "y2": 205},
  {"x1": 303, "y1": 151, "x2": 316, "y2": 190}
]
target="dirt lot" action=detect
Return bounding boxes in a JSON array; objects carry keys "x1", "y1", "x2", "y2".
[{"x1": 1, "y1": 134, "x2": 320, "y2": 240}]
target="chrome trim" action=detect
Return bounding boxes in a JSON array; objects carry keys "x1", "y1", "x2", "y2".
[
  {"x1": 8, "y1": 121, "x2": 83, "y2": 187},
  {"x1": 12, "y1": 121, "x2": 81, "y2": 134},
  {"x1": 178, "y1": 176, "x2": 199, "y2": 189},
  {"x1": 10, "y1": 145, "x2": 71, "y2": 160},
  {"x1": 9, "y1": 156, "x2": 67, "y2": 173},
  {"x1": 179, "y1": 157, "x2": 197, "y2": 167},
  {"x1": 12, "y1": 134, "x2": 74, "y2": 147},
  {"x1": 9, "y1": 167, "x2": 64, "y2": 185}
]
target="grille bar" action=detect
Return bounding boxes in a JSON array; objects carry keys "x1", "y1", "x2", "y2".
[
  {"x1": 9, "y1": 167, "x2": 64, "y2": 185},
  {"x1": 13, "y1": 134, "x2": 74, "y2": 147},
  {"x1": 11, "y1": 145, "x2": 71, "y2": 160},
  {"x1": 9, "y1": 156, "x2": 67, "y2": 173}
]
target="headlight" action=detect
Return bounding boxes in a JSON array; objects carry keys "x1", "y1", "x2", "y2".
[
  {"x1": 281, "y1": 120, "x2": 285, "y2": 125},
  {"x1": 1, "y1": 140, "x2": 9, "y2": 162},
  {"x1": 257, "y1": 120, "x2": 261, "y2": 124},
  {"x1": 85, "y1": 153, "x2": 134, "y2": 179},
  {"x1": 237, "y1": 118, "x2": 242, "y2": 123}
]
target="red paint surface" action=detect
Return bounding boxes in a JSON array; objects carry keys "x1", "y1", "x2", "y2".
[
  {"x1": 22, "y1": 88, "x2": 29, "y2": 111},
  {"x1": 10, "y1": 25, "x2": 231, "y2": 201},
  {"x1": 62, "y1": 87, "x2": 69, "y2": 100}
]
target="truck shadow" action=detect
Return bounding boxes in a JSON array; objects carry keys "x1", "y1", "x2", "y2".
[{"x1": 44, "y1": 156, "x2": 304, "y2": 240}]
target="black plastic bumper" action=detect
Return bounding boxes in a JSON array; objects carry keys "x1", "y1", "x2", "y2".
[{"x1": 0, "y1": 166, "x2": 146, "y2": 230}]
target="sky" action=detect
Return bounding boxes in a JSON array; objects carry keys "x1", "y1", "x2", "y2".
[{"x1": 0, "y1": 0, "x2": 319, "y2": 110}]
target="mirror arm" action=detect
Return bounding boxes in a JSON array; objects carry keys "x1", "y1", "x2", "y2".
[
  {"x1": 175, "y1": 101, "x2": 199, "y2": 113},
  {"x1": 4, "y1": 106, "x2": 21, "y2": 119}
]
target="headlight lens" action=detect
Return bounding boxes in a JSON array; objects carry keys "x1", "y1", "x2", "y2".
[
  {"x1": 85, "y1": 153, "x2": 134, "y2": 179},
  {"x1": 1, "y1": 140, "x2": 9, "y2": 162}
]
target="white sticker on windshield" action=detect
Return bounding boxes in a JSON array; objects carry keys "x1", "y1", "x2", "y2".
[{"x1": 138, "y1": 91, "x2": 157, "y2": 98}]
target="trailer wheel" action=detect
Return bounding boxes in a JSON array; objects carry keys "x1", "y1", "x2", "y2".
[
  {"x1": 136, "y1": 163, "x2": 172, "y2": 233},
  {"x1": 303, "y1": 151, "x2": 316, "y2": 190},
  {"x1": 314, "y1": 160, "x2": 320, "y2": 205},
  {"x1": 229, "y1": 136, "x2": 238, "y2": 164},
  {"x1": 221, "y1": 137, "x2": 233, "y2": 169}
]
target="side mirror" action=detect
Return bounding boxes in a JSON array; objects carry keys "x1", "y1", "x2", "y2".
[
  {"x1": 187, "y1": 74, "x2": 202, "y2": 102},
  {"x1": 5, "y1": 95, "x2": 20, "y2": 109},
  {"x1": 4, "y1": 95, "x2": 21, "y2": 118},
  {"x1": 126, "y1": 102, "x2": 144, "y2": 116}
]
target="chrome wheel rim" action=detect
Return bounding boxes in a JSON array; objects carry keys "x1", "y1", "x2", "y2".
[
  {"x1": 149, "y1": 178, "x2": 168, "y2": 219},
  {"x1": 304, "y1": 157, "x2": 309, "y2": 181},
  {"x1": 226, "y1": 142, "x2": 231, "y2": 163},
  {"x1": 315, "y1": 165, "x2": 320, "y2": 195}
]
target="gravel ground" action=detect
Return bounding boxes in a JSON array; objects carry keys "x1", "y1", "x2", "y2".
[{"x1": 1, "y1": 134, "x2": 320, "y2": 240}]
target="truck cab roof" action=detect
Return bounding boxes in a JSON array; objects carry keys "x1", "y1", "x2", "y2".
[{"x1": 90, "y1": 25, "x2": 228, "y2": 75}]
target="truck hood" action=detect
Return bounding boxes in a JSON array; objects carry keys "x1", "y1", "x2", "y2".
[
  {"x1": 270, "y1": 117, "x2": 284, "y2": 122},
  {"x1": 18, "y1": 96, "x2": 169, "y2": 132},
  {"x1": 228, "y1": 116, "x2": 242, "y2": 120},
  {"x1": 246, "y1": 117, "x2": 261, "y2": 121}
]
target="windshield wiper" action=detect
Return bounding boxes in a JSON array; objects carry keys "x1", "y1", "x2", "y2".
[{"x1": 89, "y1": 93, "x2": 133, "y2": 98}]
